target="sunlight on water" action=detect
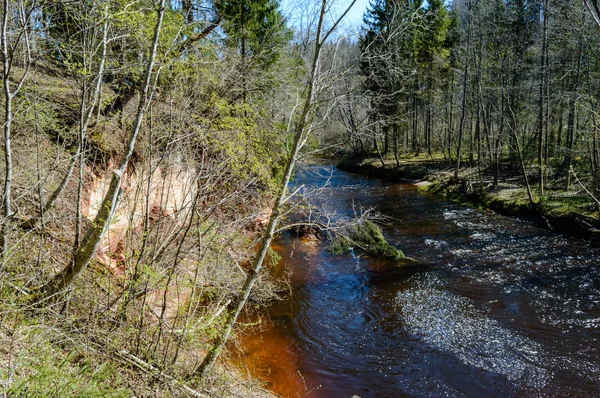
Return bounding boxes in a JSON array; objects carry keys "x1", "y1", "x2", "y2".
[
  {"x1": 241, "y1": 166, "x2": 600, "y2": 397},
  {"x1": 396, "y1": 274, "x2": 550, "y2": 389},
  {"x1": 424, "y1": 238, "x2": 450, "y2": 250},
  {"x1": 442, "y1": 209, "x2": 475, "y2": 220}
]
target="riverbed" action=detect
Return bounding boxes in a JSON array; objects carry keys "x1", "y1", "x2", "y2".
[{"x1": 236, "y1": 164, "x2": 600, "y2": 397}]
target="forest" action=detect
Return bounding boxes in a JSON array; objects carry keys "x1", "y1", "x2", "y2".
[{"x1": 0, "y1": 0, "x2": 599, "y2": 396}]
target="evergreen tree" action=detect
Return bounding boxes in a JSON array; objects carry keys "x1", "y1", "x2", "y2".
[{"x1": 216, "y1": 0, "x2": 289, "y2": 67}]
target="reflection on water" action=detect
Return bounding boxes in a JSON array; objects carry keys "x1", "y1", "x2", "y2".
[
  {"x1": 236, "y1": 165, "x2": 600, "y2": 397},
  {"x1": 235, "y1": 318, "x2": 308, "y2": 397}
]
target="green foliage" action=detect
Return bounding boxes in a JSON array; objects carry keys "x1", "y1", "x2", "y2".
[
  {"x1": 1, "y1": 328, "x2": 129, "y2": 398},
  {"x1": 328, "y1": 235, "x2": 352, "y2": 255},
  {"x1": 419, "y1": 0, "x2": 452, "y2": 63},
  {"x1": 14, "y1": 93, "x2": 63, "y2": 139},
  {"x1": 158, "y1": 7, "x2": 186, "y2": 58},
  {"x1": 267, "y1": 247, "x2": 282, "y2": 267},
  {"x1": 360, "y1": 0, "x2": 452, "y2": 122},
  {"x1": 216, "y1": 0, "x2": 291, "y2": 67},
  {"x1": 201, "y1": 96, "x2": 284, "y2": 188}
]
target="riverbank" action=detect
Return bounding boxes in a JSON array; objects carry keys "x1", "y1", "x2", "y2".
[
  {"x1": 337, "y1": 156, "x2": 600, "y2": 239},
  {"x1": 0, "y1": 65, "x2": 284, "y2": 397},
  {"x1": 236, "y1": 163, "x2": 600, "y2": 397}
]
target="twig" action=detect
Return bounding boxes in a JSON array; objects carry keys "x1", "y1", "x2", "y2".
[
  {"x1": 570, "y1": 166, "x2": 600, "y2": 207},
  {"x1": 118, "y1": 350, "x2": 210, "y2": 397}
]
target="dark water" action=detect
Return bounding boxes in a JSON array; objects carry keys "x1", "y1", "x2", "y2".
[{"x1": 236, "y1": 165, "x2": 600, "y2": 398}]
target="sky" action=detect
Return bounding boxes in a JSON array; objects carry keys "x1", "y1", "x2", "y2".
[
  {"x1": 280, "y1": 0, "x2": 371, "y2": 29},
  {"x1": 336, "y1": 0, "x2": 371, "y2": 26}
]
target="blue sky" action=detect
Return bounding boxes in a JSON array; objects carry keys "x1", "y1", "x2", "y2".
[
  {"x1": 337, "y1": 0, "x2": 370, "y2": 26},
  {"x1": 280, "y1": 0, "x2": 371, "y2": 28}
]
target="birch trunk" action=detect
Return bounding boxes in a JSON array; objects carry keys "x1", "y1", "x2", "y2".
[
  {"x1": 40, "y1": 0, "x2": 167, "y2": 298},
  {"x1": 1, "y1": 0, "x2": 31, "y2": 267}
]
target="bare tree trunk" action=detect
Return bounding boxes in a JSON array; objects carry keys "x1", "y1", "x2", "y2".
[
  {"x1": 589, "y1": 84, "x2": 600, "y2": 212},
  {"x1": 537, "y1": 0, "x2": 549, "y2": 199},
  {"x1": 447, "y1": 61, "x2": 455, "y2": 161},
  {"x1": 374, "y1": 133, "x2": 386, "y2": 167},
  {"x1": 594, "y1": 123, "x2": 600, "y2": 212},
  {"x1": 426, "y1": 60, "x2": 433, "y2": 156},
  {"x1": 1, "y1": 0, "x2": 31, "y2": 267},
  {"x1": 584, "y1": 0, "x2": 600, "y2": 27},
  {"x1": 39, "y1": 0, "x2": 167, "y2": 298},
  {"x1": 455, "y1": 0, "x2": 472, "y2": 179},
  {"x1": 412, "y1": 88, "x2": 418, "y2": 154},
  {"x1": 75, "y1": 17, "x2": 109, "y2": 250},
  {"x1": 1, "y1": 57, "x2": 14, "y2": 265},
  {"x1": 505, "y1": 92, "x2": 534, "y2": 205},
  {"x1": 515, "y1": 126, "x2": 534, "y2": 205},
  {"x1": 493, "y1": 96, "x2": 504, "y2": 190},
  {"x1": 393, "y1": 119, "x2": 400, "y2": 167},
  {"x1": 194, "y1": 0, "x2": 357, "y2": 378},
  {"x1": 475, "y1": 37, "x2": 483, "y2": 183},
  {"x1": 21, "y1": 16, "x2": 108, "y2": 231},
  {"x1": 565, "y1": 39, "x2": 583, "y2": 191}
]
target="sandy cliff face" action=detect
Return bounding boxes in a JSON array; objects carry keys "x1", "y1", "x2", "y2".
[
  {"x1": 81, "y1": 160, "x2": 274, "y2": 323},
  {"x1": 84, "y1": 163, "x2": 198, "y2": 273}
]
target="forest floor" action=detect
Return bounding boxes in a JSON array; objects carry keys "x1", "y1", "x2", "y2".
[{"x1": 337, "y1": 154, "x2": 600, "y2": 240}]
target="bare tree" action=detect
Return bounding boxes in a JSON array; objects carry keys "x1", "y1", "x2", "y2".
[
  {"x1": 194, "y1": 0, "x2": 358, "y2": 378},
  {"x1": 21, "y1": 4, "x2": 110, "y2": 232},
  {"x1": 0, "y1": 0, "x2": 34, "y2": 267},
  {"x1": 537, "y1": 0, "x2": 549, "y2": 198},
  {"x1": 584, "y1": 0, "x2": 600, "y2": 27},
  {"x1": 39, "y1": 0, "x2": 168, "y2": 298}
]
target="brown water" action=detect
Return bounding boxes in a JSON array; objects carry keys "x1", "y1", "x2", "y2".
[{"x1": 236, "y1": 164, "x2": 600, "y2": 397}]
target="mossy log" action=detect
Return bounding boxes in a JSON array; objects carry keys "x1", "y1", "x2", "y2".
[{"x1": 329, "y1": 220, "x2": 417, "y2": 263}]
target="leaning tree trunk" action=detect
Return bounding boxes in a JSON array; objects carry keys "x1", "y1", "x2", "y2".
[
  {"x1": 507, "y1": 97, "x2": 535, "y2": 205},
  {"x1": 195, "y1": 0, "x2": 358, "y2": 378},
  {"x1": 39, "y1": 0, "x2": 167, "y2": 298},
  {"x1": 584, "y1": 0, "x2": 600, "y2": 27}
]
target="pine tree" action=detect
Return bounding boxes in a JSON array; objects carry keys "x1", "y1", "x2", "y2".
[{"x1": 216, "y1": 0, "x2": 288, "y2": 67}]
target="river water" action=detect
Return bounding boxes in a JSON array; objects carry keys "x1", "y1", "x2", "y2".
[{"x1": 236, "y1": 164, "x2": 600, "y2": 397}]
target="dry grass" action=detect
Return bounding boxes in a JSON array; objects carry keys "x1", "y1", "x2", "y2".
[{"x1": 0, "y1": 66, "x2": 284, "y2": 397}]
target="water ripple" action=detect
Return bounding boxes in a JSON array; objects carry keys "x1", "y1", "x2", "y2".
[{"x1": 396, "y1": 274, "x2": 550, "y2": 389}]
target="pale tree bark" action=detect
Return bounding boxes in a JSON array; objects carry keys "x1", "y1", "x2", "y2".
[
  {"x1": 0, "y1": 0, "x2": 32, "y2": 268},
  {"x1": 455, "y1": 0, "x2": 472, "y2": 179},
  {"x1": 74, "y1": 13, "x2": 110, "y2": 251},
  {"x1": 504, "y1": 87, "x2": 535, "y2": 205},
  {"x1": 589, "y1": 86, "x2": 600, "y2": 212},
  {"x1": 39, "y1": 0, "x2": 167, "y2": 298},
  {"x1": 194, "y1": 0, "x2": 358, "y2": 378},
  {"x1": 580, "y1": 1, "x2": 599, "y2": 207},
  {"x1": 584, "y1": 0, "x2": 600, "y2": 27},
  {"x1": 565, "y1": 36, "x2": 583, "y2": 191},
  {"x1": 537, "y1": 0, "x2": 549, "y2": 199}
]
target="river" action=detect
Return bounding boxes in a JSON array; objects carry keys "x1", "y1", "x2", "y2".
[{"x1": 235, "y1": 164, "x2": 600, "y2": 397}]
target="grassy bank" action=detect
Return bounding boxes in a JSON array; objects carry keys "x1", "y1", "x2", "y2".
[{"x1": 338, "y1": 155, "x2": 600, "y2": 239}]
